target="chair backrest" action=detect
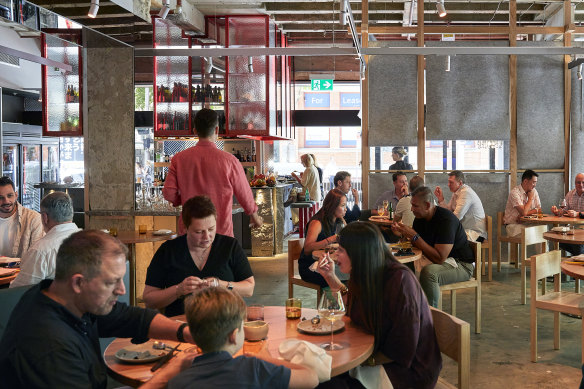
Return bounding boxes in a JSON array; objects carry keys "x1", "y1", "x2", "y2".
[
  {"x1": 0, "y1": 285, "x2": 32, "y2": 340},
  {"x1": 468, "y1": 240, "x2": 482, "y2": 280},
  {"x1": 431, "y1": 307, "x2": 471, "y2": 389},
  {"x1": 484, "y1": 215, "x2": 492, "y2": 244},
  {"x1": 531, "y1": 250, "x2": 562, "y2": 285},
  {"x1": 288, "y1": 239, "x2": 305, "y2": 277},
  {"x1": 522, "y1": 224, "x2": 548, "y2": 246},
  {"x1": 497, "y1": 211, "x2": 505, "y2": 236}
]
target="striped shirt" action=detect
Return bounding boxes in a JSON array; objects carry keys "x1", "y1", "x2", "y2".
[{"x1": 564, "y1": 189, "x2": 584, "y2": 212}]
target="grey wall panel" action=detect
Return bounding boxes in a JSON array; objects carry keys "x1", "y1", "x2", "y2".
[
  {"x1": 368, "y1": 41, "x2": 418, "y2": 147},
  {"x1": 571, "y1": 67, "x2": 584, "y2": 184},
  {"x1": 517, "y1": 41, "x2": 564, "y2": 169},
  {"x1": 514, "y1": 172, "x2": 564, "y2": 214},
  {"x1": 426, "y1": 41, "x2": 509, "y2": 141},
  {"x1": 368, "y1": 173, "x2": 393, "y2": 206}
]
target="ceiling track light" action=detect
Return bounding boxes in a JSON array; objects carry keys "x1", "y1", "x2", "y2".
[
  {"x1": 578, "y1": 64, "x2": 583, "y2": 80},
  {"x1": 340, "y1": 0, "x2": 348, "y2": 26},
  {"x1": 436, "y1": 0, "x2": 447, "y2": 18},
  {"x1": 205, "y1": 57, "x2": 213, "y2": 74},
  {"x1": 248, "y1": 56, "x2": 254, "y2": 73},
  {"x1": 88, "y1": 0, "x2": 99, "y2": 18},
  {"x1": 159, "y1": 0, "x2": 171, "y2": 19},
  {"x1": 445, "y1": 55, "x2": 451, "y2": 72}
]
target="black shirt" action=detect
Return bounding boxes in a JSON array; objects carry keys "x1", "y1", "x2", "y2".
[
  {"x1": 0, "y1": 279, "x2": 157, "y2": 389},
  {"x1": 413, "y1": 207, "x2": 474, "y2": 263},
  {"x1": 345, "y1": 204, "x2": 361, "y2": 224},
  {"x1": 389, "y1": 160, "x2": 413, "y2": 170},
  {"x1": 146, "y1": 234, "x2": 253, "y2": 316}
]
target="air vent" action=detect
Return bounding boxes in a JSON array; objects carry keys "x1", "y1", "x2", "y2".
[{"x1": 0, "y1": 52, "x2": 20, "y2": 67}]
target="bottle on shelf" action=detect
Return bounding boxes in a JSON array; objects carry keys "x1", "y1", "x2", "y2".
[
  {"x1": 195, "y1": 85, "x2": 202, "y2": 103},
  {"x1": 251, "y1": 144, "x2": 256, "y2": 162},
  {"x1": 305, "y1": 188, "x2": 310, "y2": 201}
]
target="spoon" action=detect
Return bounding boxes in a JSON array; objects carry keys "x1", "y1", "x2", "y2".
[
  {"x1": 153, "y1": 341, "x2": 169, "y2": 350},
  {"x1": 311, "y1": 315, "x2": 320, "y2": 325}
]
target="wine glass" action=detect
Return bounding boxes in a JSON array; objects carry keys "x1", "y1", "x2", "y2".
[
  {"x1": 382, "y1": 200, "x2": 389, "y2": 211},
  {"x1": 560, "y1": 199, "x2": 567, "y2": 217},
  {"x1": 377, "y1": 204, "x2": 385, "y2": 217},
  {"x1": 318, "y1": 290, "x2": 346, "y2": 351}
]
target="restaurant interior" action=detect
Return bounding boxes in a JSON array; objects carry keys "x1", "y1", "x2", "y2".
[{"x1": 2, "y1": 0, "x2": 584, "y2": 388}]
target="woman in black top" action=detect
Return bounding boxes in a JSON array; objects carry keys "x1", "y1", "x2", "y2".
[
  {"x1": 143, "y1": 196, "x2": 254, "y2": 316},
  {"x1": 389, "y1": 146, "x2": 413, "y2": 170}
]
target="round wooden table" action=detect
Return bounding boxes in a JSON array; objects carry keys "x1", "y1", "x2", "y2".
[
  {"x1": 0, "y1": 269, "x2": 19, "y2": 287},
  {"x1": 521, "y1": 214, "x2": 584, "y2": 226},
  {"x1": 116, "y1": 230, "x2": 177, "y2": 305},
  {"x1": 561, "y1": 262, "x2": 584, "y2": 280},
  {"x1": 543, "y1": 229, "x2": 584, "y2": 250},
  {"x1": 368, "y1": 216, "x2": 393, "y2": 226},
  {"x1": 104, "y1": 306, "x2": 374, "y2": 387}
]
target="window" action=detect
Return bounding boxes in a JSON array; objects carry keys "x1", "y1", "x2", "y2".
[
  {"x1": 340, "y1": 127, "x2": 360, "y2": 148},
  {"x1": 304, "y1": 127, "x2": 330, "y2": 148},
  {"x1": 135, "y1": 86, "x2": 154, "y2": 111}
]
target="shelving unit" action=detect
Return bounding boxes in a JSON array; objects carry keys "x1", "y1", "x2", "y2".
[{"x1": 41, "y1": 30, "x2": 82, "y2": 136}]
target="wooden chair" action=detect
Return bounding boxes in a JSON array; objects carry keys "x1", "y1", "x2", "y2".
[
  {"x1": 431, "y1": 307, "x2": 471, "y2": 389},
  {"x1": 287, "y1": 239, "x2": 323, "y2": 305},
  {"x1": 497, "y1": 211, "x2": 521, "y2": 271},
  {"x1": 530, "y1": 250, "x2": 584, "y2": 363},
  {"x1": 481, "y1": 215, "x2": 493, "y2": 281},
  {"x1": 520, "y1": 225, "x2": 548, "y2": 305},
  {"x1": 438, "y1": 241, "x2": 481, "y2": 334}
]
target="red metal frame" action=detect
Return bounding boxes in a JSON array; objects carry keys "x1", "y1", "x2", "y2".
[{"x1": 41, "y1": 29, "x2": 83, "y2": 137}]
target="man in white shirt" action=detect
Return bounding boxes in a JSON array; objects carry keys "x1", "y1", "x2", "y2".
[
  {"x1": 0, "y1": 177, "x2": 43, "y2": 258},
  {"x1": 10, "y1": 192, "x2": 80, "y2": 287},
  {"x1": 434, "y1": 170, "x2": 487, "y2": 242},
  {"x1": 394, "y1": 175, "x2": 424, "y2": 227},
  {"x1": 503, "y1": 169, "x2": 541, "y2": 237}
]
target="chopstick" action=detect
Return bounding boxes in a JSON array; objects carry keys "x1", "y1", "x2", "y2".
[
  {"x1": 564, "y1": 261, "x2": 584, "y2": 266},
  {"x1": 150, "y1": 343, "x2": 181, "y2": 372}
]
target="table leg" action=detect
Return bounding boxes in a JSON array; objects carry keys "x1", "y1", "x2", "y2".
[{"x1": 128, "y1": 244, "x2": 136, "y2": 306}]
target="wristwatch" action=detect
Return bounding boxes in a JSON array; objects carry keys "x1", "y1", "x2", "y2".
[
  {"x1": 227, "y1": 281, "x2": 234, "y2": 290},
  {"x1": 411, "y1": 233, "x2": 420, "y2": 243}
]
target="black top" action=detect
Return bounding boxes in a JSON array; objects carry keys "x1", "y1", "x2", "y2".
[
  {"x1": 389, "y1": 160, "x2": 413, "y2": 170},
  {"x1": 0, "y1": 280, "x2": 157, "y2": 389},
  {"x1": 168, "y1": 351, "x2": 291, "y2": 389},
  {"x1": 146, "y1": 234, "x2": 253, "y2": 316},
  {"x1": 315, "y1": 166, "x2": 324, "y2": 198},
  {"x1": 345, "y1": 204, "x2": 361, "y2": 224},
  {"x1": 349, "y1": 261, "x2": 442, "y2": 388},
  {"x1": 413, "y1": 207, "x2": 474, "y2": 263}
]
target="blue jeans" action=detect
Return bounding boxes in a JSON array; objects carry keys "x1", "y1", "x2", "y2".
[
  {"x1": 560, "y1": 243, "x2": 584, "y2": 256},
  {"x1": 420, "y1": 259, "x2": 474, "y2": 308}
]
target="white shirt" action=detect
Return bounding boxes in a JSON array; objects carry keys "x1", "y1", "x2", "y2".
[
  {"x1": 395, "y1": 195, "x2": 415, "y2": 227},
  {"x1": 0, "y1": 212, "x2": 18, "y2": 257},
  {"x1": 10, "y1": 222, "x2": 81, "y2": 288},
  {"x1": 438, "y1": 184, "x2": 487, "y2": 239},
  {"x1": 301, "y1": 165, "x2": 322, "y2": 202}
]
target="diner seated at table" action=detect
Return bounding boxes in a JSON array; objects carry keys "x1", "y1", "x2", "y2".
[
  {"x1": 334, "y1": 171, "x2": 361, "y2": 224},
  {"x1": 168, "y1": 287, "x2": 318, "y2": 389},
  {"x1": 434, "y1": 170, "x2": 487, "y2": 242},
  {"x1": 143, "y1": 195, "x2": 254, "y2": 317},
  {"x1": 317, "y1": 222, "x2": 442, "y2": 389},
  {"x1": 391, "y1": 187, "x2": 475, "y2": 308},
  {"x1": 503, "y1": 169, "x2": 541, "y2": 237},
  {"x1": 0, "y1": 230, "x2": 194, "y2": 389},
  {"x1": 298, "y1": 189, "x2": 346, "y2": 288},
  {"x1": 374, "y1": 171, "x2": 409, "y2": 211},
  {"x1": 394, "y1": 175, "x2": 424, "y2": 227},
  {"x1": 551, "y1": 172, "x2": 584, "y2": 255}
]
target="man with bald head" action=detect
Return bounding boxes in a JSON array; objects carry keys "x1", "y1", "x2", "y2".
[{"x1": 552, "y1": 173, "x2": 584, "y2": 255}]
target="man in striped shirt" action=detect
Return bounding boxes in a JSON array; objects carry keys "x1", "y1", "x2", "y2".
[{"x1": 552, "y1": 173, "x2": 584, "y2": 255}]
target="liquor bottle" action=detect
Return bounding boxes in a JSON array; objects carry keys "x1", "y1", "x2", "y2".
[
  {"x1": 305, "y1": 188, "x2": 310, "y2": 201},
  {"x1": 195, "y1": 85, "x2": 202, "y2": 103},
  {"x1": 388, "y1": 202, "x2": 394, "y2": 220},
  {"x1": 251, "y1": 144, "x2": 256, "y2": 162}
]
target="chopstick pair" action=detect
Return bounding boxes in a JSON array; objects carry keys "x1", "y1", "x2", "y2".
[{"x1": 151, "y1": 343, "x2": 181, "y2": 372}]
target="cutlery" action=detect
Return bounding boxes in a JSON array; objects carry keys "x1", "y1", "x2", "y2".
[{"x1": 150, "y1": 343, "x2": 181, "y2": 372}]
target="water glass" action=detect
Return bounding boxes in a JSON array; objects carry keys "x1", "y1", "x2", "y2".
[
  {"x1": 247, "y1": 304, "x2": 265, "y2": 321},
  {"x1": 285, "y1": 298, "x2": 302, "y2": 320}
]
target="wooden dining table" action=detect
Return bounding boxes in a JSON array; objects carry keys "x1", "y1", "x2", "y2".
[
  {"x1": 104, "y1": 306, "x2": 374, "y2": 387},
  {"x1": 0, "y1": 269, "x2": 19, "y2": 287},
  {"x1": 543, "y1": 229, "x2": 584, "y2": 250},
  {"x1": 115, "y1": 230, "x2": 177, "y2": 305},
  {"x1": 521, "y1": 214, "x2": 584, "y2": 227}
]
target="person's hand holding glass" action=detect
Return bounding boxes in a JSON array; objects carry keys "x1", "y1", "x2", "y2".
[{"x1": 559, "y1": 199, "x2": 568, "y2": 217}]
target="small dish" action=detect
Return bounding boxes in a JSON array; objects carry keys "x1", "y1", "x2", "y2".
[
  {"x1": 114, "y1": 342, "x2": 167, "y2": 364},
  {"x1": 297, "y1": 318, "x2": 345, "y2": 335},
  {"x1": 244, "y1": 320, "x2": 269, "y2": 341},
  {"x1": 153, "y1": 229, "x2": 173, "y2": 235}
]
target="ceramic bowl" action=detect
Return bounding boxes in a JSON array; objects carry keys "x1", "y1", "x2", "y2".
[{"x1": 243, "y1": 320, "x2": 269, "y2": 341}]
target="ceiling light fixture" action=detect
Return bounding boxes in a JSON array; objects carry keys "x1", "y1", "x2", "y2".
[
  {"x1": 436, "y1": 0, "x2": 447, "y2": 18},
  {"x1": 159, "y1": 0, "x2": 171, "y2": 19},
  {"x1": 248, "y1": 56, "x2": 254, "y2": 73},
  {"x1": 88, "y1": 0, "x2": 99, "y2": 18},
  {"x1": 578, "y1": 64, "x2": 583, "y2": 80},
  {"x1": 340, "y1": 0, "x2": 348, "y2": 26}
]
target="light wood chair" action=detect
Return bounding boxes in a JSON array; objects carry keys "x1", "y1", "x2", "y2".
[
  {"x1": 438, "y1": 241, "x2": 481, "y2": 334},
  {"x1": 431, "y1": 307, "x2": 471, "y2": 389},
  {"x1": 287, "y1": 239, "x2": 323, "y2": 305},
  {"x1": 497, "y1": 211, "x2": 520, "y2": 270},
  {"x1": 481, "y1": 215, "x2": 493, "y2": 281},
  {"x1": 530, "y1": 250, "x2": 584, "y2": 363},
  {"x1": 520, "y1": 225, "x2": 548, "y2": 305}
]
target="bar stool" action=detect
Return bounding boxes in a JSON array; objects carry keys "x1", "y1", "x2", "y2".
[{"x1": 290, "y1": 201, "x2": 318, "y2": 238}]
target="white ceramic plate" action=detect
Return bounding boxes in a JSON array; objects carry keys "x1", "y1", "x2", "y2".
[
  {"x1": 114, "y1": 342, "x2": 167, "y2": 364},
  {"x1": 153, "y1": 229, "x2": 174, "y2": 235},
  {"x1": 551, "y1": 226, "x2": 570, "y2": 233},
  {"x1": 297, "y1": 318, "x2": 345, "y2": 335}
]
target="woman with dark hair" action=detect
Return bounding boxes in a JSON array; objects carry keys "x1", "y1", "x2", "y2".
[
  {"x1": 318, "y1": 222, "x2": 442, "y2": 389},
  {"x1": 298, "y1": 189, "x2": 347, "y2": 287},
  {"x1": 389, "y1": 146, "x2": 413, "y2": 171},
  {"x1": 143, "y1": 195, "x2": 254, "y2": 316}
]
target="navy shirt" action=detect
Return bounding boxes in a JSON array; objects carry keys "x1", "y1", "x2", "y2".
[
  {"x1": 168, "y1": 350, "x2": 291, "y2": 389},
  {"x1": 146, "y1": 234, "x2": 253, "y2": 316},
  {"x1": 345, "y1": 203, "x2": 361, "y2": 224},
  {"x1": 413, "y1": 206, "x2": 474, "y2": 263},
  {"x1": 0, "y1": 280, "x2": 157, "y2": 389}
]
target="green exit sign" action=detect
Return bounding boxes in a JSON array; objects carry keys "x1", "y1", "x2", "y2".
[{"x1": 311, "y1": 79, "x2": 333, "y2": 91}]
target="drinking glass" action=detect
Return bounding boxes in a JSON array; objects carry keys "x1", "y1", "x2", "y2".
[
  {"x1": 560, "y1": 199, "x2": 567, "y2": 217},
  {"x1": 247, "y1": 304, "x2": 265, "y2": 321},
  {"x1": 318, "y1": 290, "x2": 346, "y2": 350},
  {"x1": 377, "y1": 204, "x2": 385, "y2": 217},
  {"x1": 382, "y1": 200, "x2": 389, "y2": 210}
]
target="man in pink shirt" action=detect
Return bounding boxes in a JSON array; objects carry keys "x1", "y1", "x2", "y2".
[{"x1": 163, "y1": 109, "x2": 263, "y2": 236}]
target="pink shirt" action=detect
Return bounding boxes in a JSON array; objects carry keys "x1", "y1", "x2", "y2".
[
  {"x1": 162, "y1": 140, "x2": 258, "y2": 237},
  {"x1": 503, "y1": 185, "x2": 541, "y2": 225}
]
